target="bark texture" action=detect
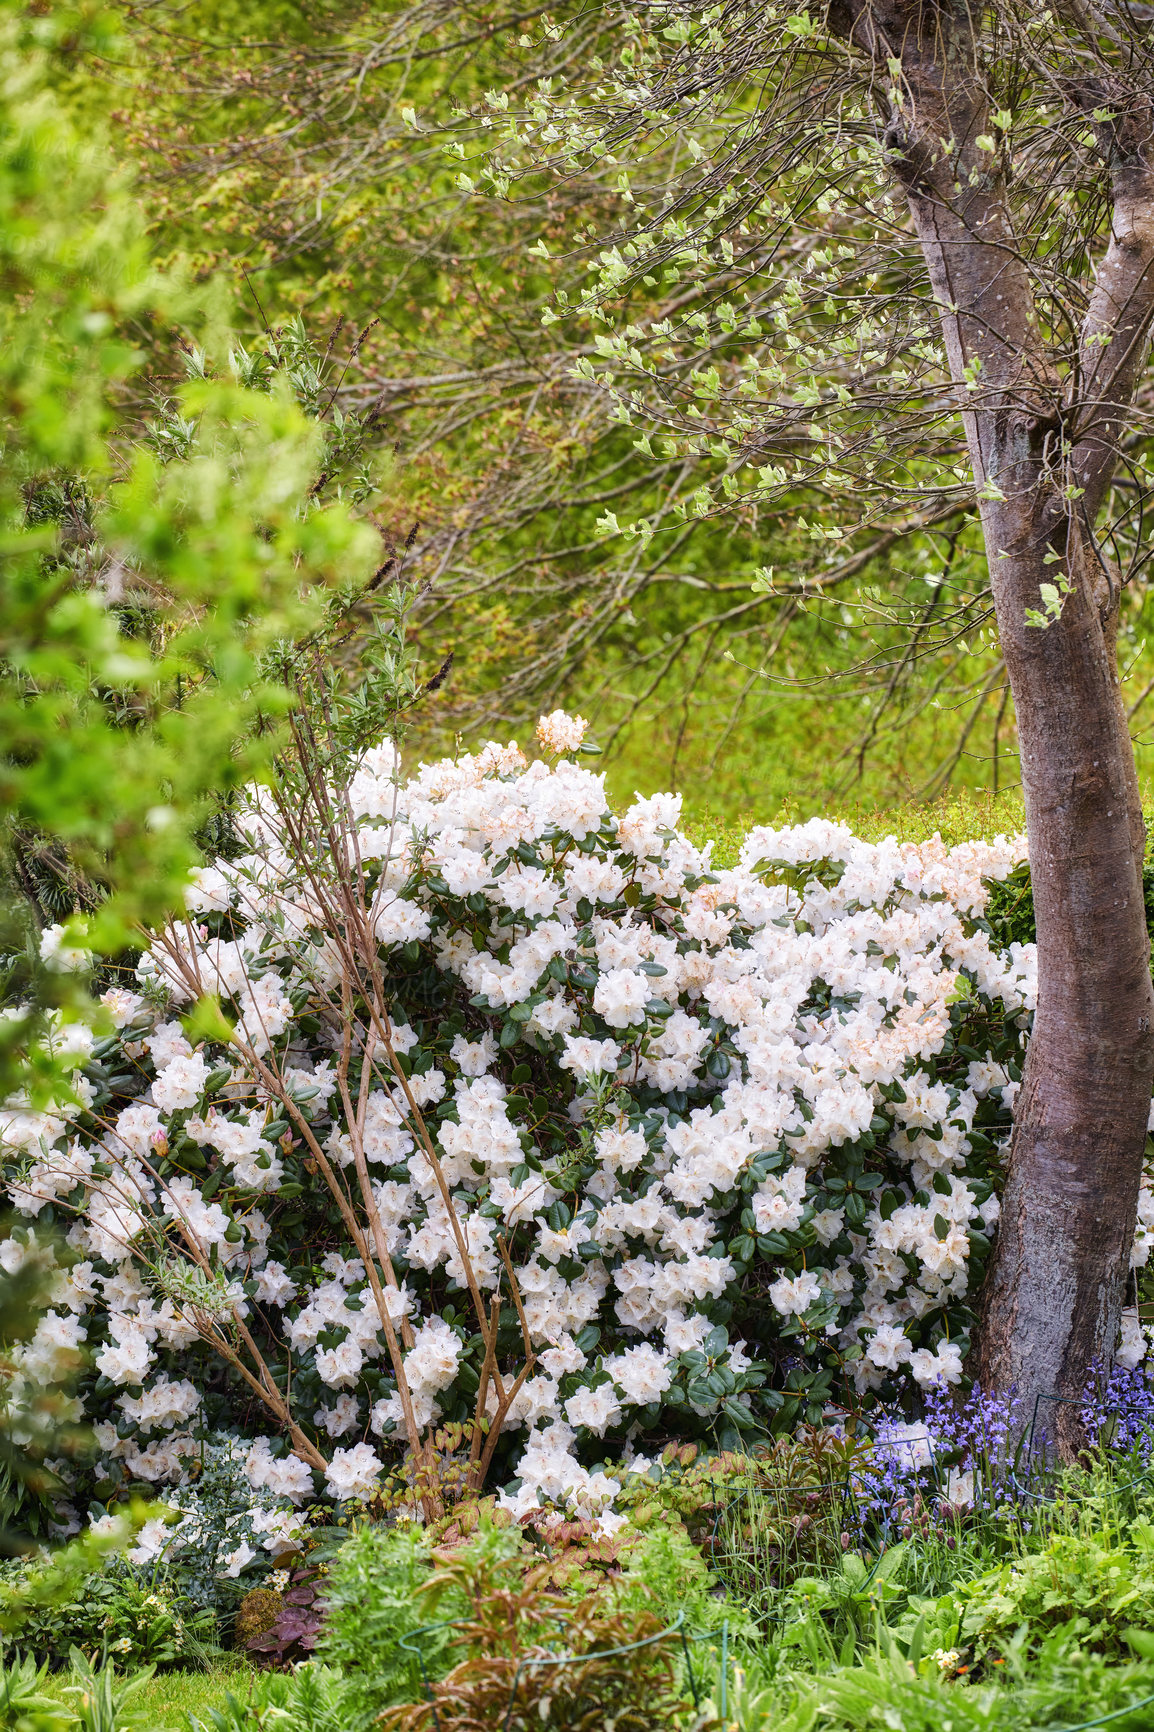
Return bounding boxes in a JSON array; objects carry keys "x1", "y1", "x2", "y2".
[{"x1": 829, "y1": 0, "x2": 1154, "y2": 1446}]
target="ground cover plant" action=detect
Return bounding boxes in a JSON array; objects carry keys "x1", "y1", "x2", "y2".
[
  {"x1": 17, "y1": 1410, "x2": 1151, "y2": 1731},
  {"x1": 0, "y1": 1553, "x2": 216, "y2": 1669}
]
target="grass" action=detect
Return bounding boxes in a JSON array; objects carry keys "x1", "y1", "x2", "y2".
[
  {"x1": 39, "y1": 1660, "x2": 255, "y2": 1729},
  {"x1": 682, "y1": 785, "x2": 1028, "y2": 869}
]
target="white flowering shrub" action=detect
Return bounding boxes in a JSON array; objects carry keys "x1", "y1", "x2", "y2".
[
  {"x1": 5, "y1": 709, "x2": 1125, "y2": 1537},
  {"x1": 115, "y1": 1434, "x2": 308, "y2": 1612}
]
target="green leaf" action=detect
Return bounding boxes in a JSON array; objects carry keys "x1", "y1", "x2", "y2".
[{"x1": 181, "y1": 998, "x2": 236, "y2": 1048}]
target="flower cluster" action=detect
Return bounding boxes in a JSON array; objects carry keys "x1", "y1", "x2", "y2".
[
  {"x1": 1082, "y1": 1361, "x2": 1154, "y2": 1461},
  {"x1": 856, "y1": 1381, "x2": 1022, "y2": 1536},
  {"x1": 95, "y1": 1435, "x2": 310, "y2": 1608},
  {"x1": 3, "y1": 710, "x2": 1130, "y2": 1533}
]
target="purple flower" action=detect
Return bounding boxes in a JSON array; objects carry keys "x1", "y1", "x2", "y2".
[
  {"x1": 1082, "y1": 1362, "x2": 1154, "y2": 1459},
  {"x1": 853, "y1": 1381, "x2": 1023, "y2": 1536}
]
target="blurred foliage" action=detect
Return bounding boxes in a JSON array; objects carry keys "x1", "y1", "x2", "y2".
[
  {"x1": 0, "y1": 7, "x2": 399, "y2": 1106},
  {"x1": 58, "y1": 2, "x2": 1154, "y2": 820},
  {"x1": 46, "y1": 0, "x2": 1034, "y2": 816},
  {"x1": 0, "y1": 1499, "x2": 156, "y2": 1633},
  {"x1": 0, "y1": 7, "x2": 377, "y2": 930},
  {"x1": 0, "y1": 1649, "x2": 73, "y2": 1732},
  {"x1": 0, "y1": 1234, "x2": 88, "y2": 1554}
]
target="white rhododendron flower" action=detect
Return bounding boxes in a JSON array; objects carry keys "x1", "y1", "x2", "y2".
[
  {"x1": 127, "y1": 1516, "x2": 173, "y2": 1565},
  {"x1": 559, "y1": 1034, "x2": 622, "y2": 1079},
  {"x1": 324, "y1": 1442, "x2": 384, "y2": 1501},
  {"x1": 769, "y1": 1269, "x2": 823, "y2": 1317},
  {"x1": 151, "y1": 1053, "x2": 211, "y2": 1114},
  {"x1": 39, "y1": 923, "x2": 91, "y2": 972},
  {"x1": 220, "y1": 1541, "x2": 257, "y2": 1577},
  {"x1": 536, "y1": 709, "x2": 589, "y2": 755},
  {"x1": 10, "y1": 711, "x2": 1134, "y2": 1540}
]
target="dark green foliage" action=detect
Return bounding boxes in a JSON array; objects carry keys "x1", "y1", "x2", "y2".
[
  {"x1": 982, "y1": 850, "x2": 1154, "y2": 955},
  {"x1": 0, "y1": 1558, "x2": 217, "y2": 1669},
  {"x1": 981, "y1": 860, "x2": 1038, "y2": 951}
]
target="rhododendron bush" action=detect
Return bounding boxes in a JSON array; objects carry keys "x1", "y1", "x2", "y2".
[{"x1": 9, "y1": 711, "x2": 1148, "y2": 1542}]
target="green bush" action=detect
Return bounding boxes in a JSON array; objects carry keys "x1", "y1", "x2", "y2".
[
  {"x1": 313, "y1": 1523, "x2": 455, "y2": 1715},
  {"x1": 0, "y1": 1558, "x2": 216, "y2": 1670}
]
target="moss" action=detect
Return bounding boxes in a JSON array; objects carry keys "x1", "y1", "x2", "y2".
[{"x1": 235, "y1": 1588, "x2": 284, "y2": 1651}]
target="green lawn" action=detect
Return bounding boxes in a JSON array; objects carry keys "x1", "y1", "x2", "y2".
[
  {"x1": 40, "y1": 1663, "x2": 256, "y2": 1730},
  {"x1": 682, "y1": 784, "x2": 1028, "y2": 869}
]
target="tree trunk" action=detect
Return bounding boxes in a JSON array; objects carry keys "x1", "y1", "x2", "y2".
[
  {"x1": 832, "y1": 0, "x2": 1154, "y2": 1446},
  {"x1": 974, "y1": 510, "x2": 1153, "y2": 1451}
]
